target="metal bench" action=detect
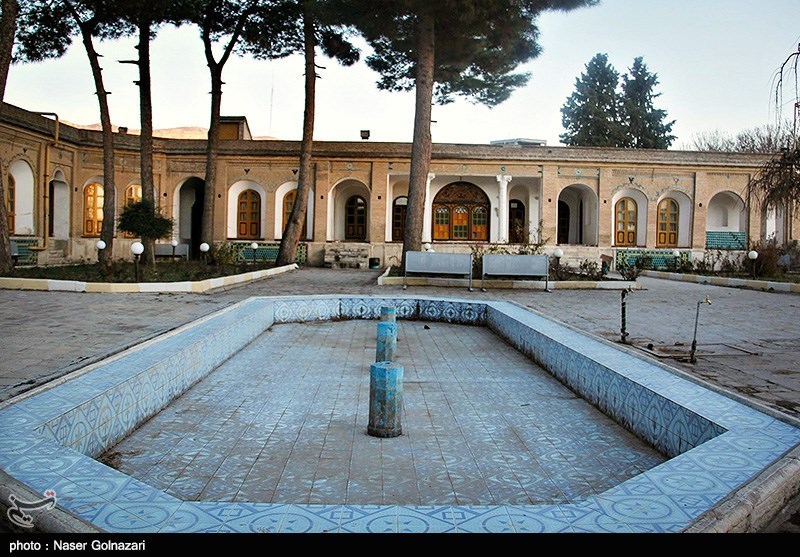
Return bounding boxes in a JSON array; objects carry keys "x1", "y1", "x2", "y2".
[
  {"x1": 154, "y1": 243, "x2": 189, "y2": 260},
  {"x1": 403, "y1": 251, "x2": 473, "y2": 291},
  {"x1": 10, "y1": 240, "x2": 18, "y2": 266},
  {"x1": 481, "y1": 253, "x2": 550, "y2": 291}
]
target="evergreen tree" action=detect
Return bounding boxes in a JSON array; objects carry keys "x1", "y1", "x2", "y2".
[
  {"x1": 0, "y1": 0, "x2": 18, "y2": 274},
  {"x1": 238, "y1": 0, "x2": 360, "y2": 267},
  {"x1": 622, "y1": 57, "x2": 675, "y2": 149},
  {"x1": 341, "y1": 0, "x2": 597, "y2": 266},
  {"x1": 173, "y1": 0, "x2": 267, "y2": 249},
  {"x1": 560, "y1": 53, "x2": 627, "y2": 147},
  {"x1": 15, "y1": 0, "x2": 131, "y2": 272}
]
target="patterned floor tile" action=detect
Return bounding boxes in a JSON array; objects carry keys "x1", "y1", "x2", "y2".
[
  {"x1": 339, "y1": 506, "x2": 397, "y2": 533},
  {"x1": 452, "y1": 505, "x2": 515, "y2": 533}
]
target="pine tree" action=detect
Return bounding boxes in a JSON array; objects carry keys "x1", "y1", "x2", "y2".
[
  {"x1": 560, "y1": 53, "x2": 627, "y2": 147},
  {"x1": 341, "y1": 0, "x2": 597, "y2": 266},
  {"x1": 622, "y1": 57, "x2": 675, "y2": 149}
]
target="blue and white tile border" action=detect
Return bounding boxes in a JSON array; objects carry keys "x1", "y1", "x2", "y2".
[{"x1": 1, "y1": 295, "x2": 798, "y2": 533}]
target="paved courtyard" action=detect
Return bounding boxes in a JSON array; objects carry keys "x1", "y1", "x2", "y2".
[{"x1": 1, "y1": 268, "x2": 798, "y2": 532}]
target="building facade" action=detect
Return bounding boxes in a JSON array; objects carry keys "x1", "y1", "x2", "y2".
[{"x1": 1, "y1": 103, "x2": 794, "y2": 269}]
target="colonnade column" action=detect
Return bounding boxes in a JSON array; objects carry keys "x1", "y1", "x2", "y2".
[
  {"x1": 422, "y1": 172, "x2": 435, "y2": 243},
  {"x1": 496, "y1": 174, "x2": 512, "y2": 243}
]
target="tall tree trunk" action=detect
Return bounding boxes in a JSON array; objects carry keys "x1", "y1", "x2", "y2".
[
  {"x1": 201, "y1": 64, "x2": 222, "y2": 248},
  {"x1": 200, "y1": 8, "x2": 250, "y2": 249},
  {"x1": 0, "y1": 0, "x2": 18, "y2": 274},
  {"x1": 401, "y1": 10, "x2": 435, "y2": 270},
  {"x1": 276, "y1": 10, "x2": 316, "y2": 267},
  {"x1": 138, "y1": 17, "x2": 156, "y2": 266},
  {"x1": 79, "y1": 21, "x2": 116, "y2": 273}
]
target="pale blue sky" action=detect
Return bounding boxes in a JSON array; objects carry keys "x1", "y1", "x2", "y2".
[{"x1": 6, "y1": 0, "x2": 800, "y2": 147}]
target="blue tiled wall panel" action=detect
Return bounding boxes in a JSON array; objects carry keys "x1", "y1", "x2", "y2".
[
  {"x1": 485, "y1": 306, "x2": 720, "y2": 458},
  {"x1": 26, "y1": 298, "x2": 274, "y2": 457}
]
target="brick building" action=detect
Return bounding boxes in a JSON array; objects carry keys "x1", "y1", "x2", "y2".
[{"x1": 1, "y1": 103, "x2": 794, "y2": 269}]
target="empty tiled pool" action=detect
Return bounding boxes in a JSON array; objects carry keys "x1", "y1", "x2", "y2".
[
  {"x1": 2, "y1": 295, "x2": 799, "y2": 533},
  {"x1": 102, "y1": 320, "x2": 665, "y2": 505}
]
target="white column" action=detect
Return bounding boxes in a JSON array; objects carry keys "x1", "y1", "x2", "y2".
[
  {"x1": 422, "y1": 173, "x2": 435, "y2": 243},
  {"x1": 496, "y1": 174, "x2": 512, "y2": 243}
]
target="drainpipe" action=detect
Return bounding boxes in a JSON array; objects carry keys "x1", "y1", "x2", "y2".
[{"x1": 28, "y1": 112, "x2": 59, "y2": 253}]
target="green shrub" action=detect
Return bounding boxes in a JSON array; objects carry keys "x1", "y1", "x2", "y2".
[
  {"x1": 617, "y1": 253, "x2": 651, "y2": 281},
  {"x1": 117, "y1": 199, "x2": 173, "y2": 240},
  {"x1": 578, "y1": 259, "x2": 606, "y2": 281},
  {"x1": 749, "y1": 240, "x2": 782, "y2": 277},
  {"x1": 208, "y1": 242, "x2": 240, "y2": 267}
]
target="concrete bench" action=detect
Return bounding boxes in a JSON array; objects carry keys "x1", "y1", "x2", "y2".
[
  {"x1": 403, "y1": 250, "x2": 473, "y2": 291},
  {"x1": 154, "y1": 243, "x2": 189, "y2": 260},
  {"x1": 10, "y1": 240, "x2": 18, "y2": 265},
  {"x1": 481, "y1": 253, "x2": 549, "y2": 291}
]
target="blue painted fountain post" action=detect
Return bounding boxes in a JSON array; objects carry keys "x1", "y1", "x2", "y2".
[
  {"x1": 380, "y1": 306, "x2": 396, "y2": 323},
  {"x1": 376, "y1": 308, "x2": 397, "y2": 362},
  {"x1": 368, "y1": 361, "x2": 404, "y2": 437}
]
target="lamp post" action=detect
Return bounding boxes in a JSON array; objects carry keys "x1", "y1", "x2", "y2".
[
  {"x1": 672, "y1": 249, "x2": 681, "y2": 271},
  {"x1": 689, "y1": 295, "x2": 712, "y2": 364},
  {"x1": 170, "y1": 239, "x2": 178, "y2": 261},
  {"x1": 200, "y1": 242, "x2": 210, "y2": 267},
  {"x1": 251, "y1": 242, "x2": 258, "y2": 265},
  {"x1": 131, "y1": 242, "x2": 144, "y2": 283},
  {"x1": 620, "y1": 286, "x2": 633, "y2": 343},
  {"x1": 95, "y1": 240, "x2": 106, "y2": 263},
  {"x1": 748, "y1": 250, "x2": 758, "y2": 280},
  {"x1": 553, "y1": 248, "x2": 564, "y2": 280}
]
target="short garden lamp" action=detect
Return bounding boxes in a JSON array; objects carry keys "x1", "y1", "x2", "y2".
[
  {"x1": 748, "y1": 250, "x2": 758, "y2": 279},
  {"x1": 170, "y1": 239, "x2": 178, "y2": 260},
  {"x1": 199, "y1": 242, "x2": 210, "y2": 267},
  {"x1": 672, "y1": 249, "x2": 681, "y2": 270},
  {"x1": 689, "y1": 295, "x2": 712, "y2": 364},
  {"x1": 250, "y1": 242, "x2": 259, "y2": 264},
  {"x1": 95, "y1": 240, "x2": 106, "y2": 262},
  {"x1": 553, "y1": 247, "x2": 564, "y2": 269},
  {"x1": 131, "y1": 241, "x2": 144, "y2": 283}
]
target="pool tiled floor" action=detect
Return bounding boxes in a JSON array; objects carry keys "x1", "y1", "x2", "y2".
[{"x1": 103, "y1": 320, "x2": 665, "y2": 505}]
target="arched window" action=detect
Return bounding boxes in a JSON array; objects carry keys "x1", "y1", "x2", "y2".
[
  {"x1": 282, "y1": 189, "x2": 307, "y2": 238},
  {"x1": 125, "y1": 184, "x2": 142, "y2": 206},
  {"x1": 431, "y1": 182, "x2": 490, "y2": 241},
  {"x1": 657, "y1": 198, "x2": 679, "y2": 247},
  {"x1": 83, "y1": 183, "x2": 104, "y2": 237},
  {"x1": 392, "y1": 196, "x2": 407, "y2": 242},
  {"x1": 123, "y1": 185, "x2": 143, "y2": 238},
  {"x1": 433, "y1": 206, "x2": 450, "y2": 240},
  {"x1": 6, "y1": 174, "x2": 14, "y2": 234},
  {"x1": 452, "y1": 206, "x2": 469, "y2": 239},
  {"x1": 237, "y1": 189, "x2": 261, "y2": 239},
  {"x1": 471, "y1": 206, "x2": 488, "y2": 240},
  {"x1": 344, "y1": 195, "x2": 366, "y2": 240},
  {"x1": 615, "y1": 197, "x2": 637, "y2": 246}
]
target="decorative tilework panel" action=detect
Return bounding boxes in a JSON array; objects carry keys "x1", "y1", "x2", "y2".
[
  {"x1": 23, "y1": 298, "x2": 275, "y2": 457},
  {"x1": 485, "y1": 305, "x2": 722, "y2": 457}
]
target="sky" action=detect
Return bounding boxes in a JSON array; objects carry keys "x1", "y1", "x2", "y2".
[{"x1": 5, "y1": 0, "x2": 800, "y2": 148}]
